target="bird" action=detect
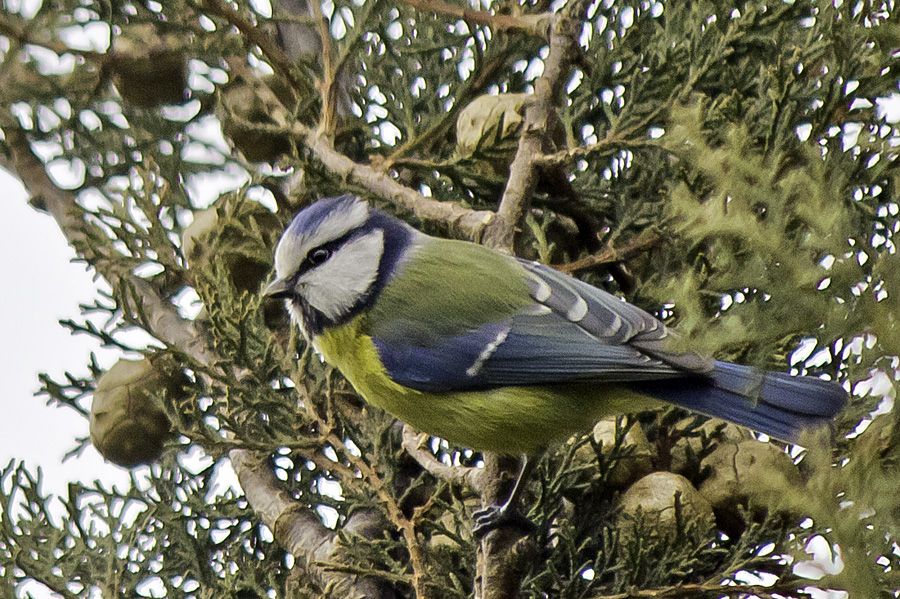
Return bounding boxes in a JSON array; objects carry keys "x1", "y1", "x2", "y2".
[{"x1": 263, "y1": 194, "x2": 847, "y2": 537}]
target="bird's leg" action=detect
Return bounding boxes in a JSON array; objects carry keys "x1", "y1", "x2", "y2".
[{"x1": 472, "y1": 454, "x2": 538, "y2": 539}]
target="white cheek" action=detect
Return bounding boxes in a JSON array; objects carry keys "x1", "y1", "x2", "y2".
[{"x1": 300, "y1": 230, "x2": 384, "y2": 320}]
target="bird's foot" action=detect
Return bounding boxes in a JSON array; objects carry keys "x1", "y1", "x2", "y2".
[{"x1": 472, "y1": 503, "x2": 535, "y2": 540}]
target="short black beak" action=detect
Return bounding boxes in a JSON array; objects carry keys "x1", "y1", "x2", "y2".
[{"x1": 262, "y1": 277, "x2": 293, "y2": 300}]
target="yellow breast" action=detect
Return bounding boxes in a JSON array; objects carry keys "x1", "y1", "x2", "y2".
[{"x1": 312, "y1": 318, "x2": 418, "y2": 416}]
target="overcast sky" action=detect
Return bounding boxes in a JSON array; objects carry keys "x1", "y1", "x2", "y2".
[{"x1": 0, "y1": 170, "x2": 131, "y2": 497}]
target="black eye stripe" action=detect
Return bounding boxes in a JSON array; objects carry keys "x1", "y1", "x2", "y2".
[{"x1": 293, "y1": 229, "x2": 358, "y2": 279}]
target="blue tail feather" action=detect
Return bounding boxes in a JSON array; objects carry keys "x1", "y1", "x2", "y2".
[{"x1": 632, "y1": 361, "x2": 847, "y2": 443}]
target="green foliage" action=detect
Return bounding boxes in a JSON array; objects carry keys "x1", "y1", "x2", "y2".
[
  {"x1": 0, "y1": 460, "x2": 285, "y2": 598},
  {"x1": 0, "y1": 0, "x2": 898, "y2": 597}
]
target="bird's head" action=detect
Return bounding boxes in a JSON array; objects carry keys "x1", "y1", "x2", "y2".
[{"x1": 264, "y1": 195, "x2": 414, "y2": 337}]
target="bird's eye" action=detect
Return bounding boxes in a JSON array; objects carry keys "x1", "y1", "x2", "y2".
[{"x1": 308, "y1": 248, "x2": 331, "y2": 266}]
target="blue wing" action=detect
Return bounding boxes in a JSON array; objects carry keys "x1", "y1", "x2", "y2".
[
  {"x1": 370, "y1": 259, "x2": 847, "y2": 442},
  {"x1": 372, "y1": 260, "x2": 711, "y2": 392}
]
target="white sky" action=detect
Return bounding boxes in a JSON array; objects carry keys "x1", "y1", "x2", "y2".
[{"x1": 0, "y1": 170, "x2": 130, "y2": 497}]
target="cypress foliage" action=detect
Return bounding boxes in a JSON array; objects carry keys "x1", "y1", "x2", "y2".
[{"x1": 0, "y1": 1, "x2": 897, "y2": 597}]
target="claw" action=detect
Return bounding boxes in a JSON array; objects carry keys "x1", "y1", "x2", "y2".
[
  {"x1": 471, "y1": 454, "x2": 542, "y2": 539},
  {"x1": 472, "y1": 503, "x2": 535, "y2": 539}
]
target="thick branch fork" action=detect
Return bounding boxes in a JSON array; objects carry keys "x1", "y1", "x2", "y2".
[{"x1": 481, "y1": 11, "x2": 585, "y2": 253}]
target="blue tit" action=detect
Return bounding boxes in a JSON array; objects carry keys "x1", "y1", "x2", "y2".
[{"x1": 264, "y1": 194, "x2": 847, "y2": 536}]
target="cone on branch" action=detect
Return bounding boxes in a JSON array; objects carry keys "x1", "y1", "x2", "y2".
[
  {"x1": 698, "y1": 439, "x2": 801, "y2": 536},
  {"x1": 578, "y1": 418, "x2": 655, "y2": 489},
  {"x1": 89, "y1": 358, "x2": 186, "y2": 467},
  {"x1": 219, "y1": 73, "x2": 299, "y2": 163},
  {"x1": 182, "y1": 194, "x2": 285, "y2": 328},
  {"x1": 455, "y1": 93, "x2": 566, "y2": 175},
  {"x1": 616, "y1": 471, "x2": 716, "y2": 544},
  {"x1": 109, "y1": 23, "x2": 188, "y2": 108},
  {"x1": 182, "y1": 194, "x2": 280, "y2": 294},
  {"x1": 670, "y1": 418, "x2": 751, "y2": 475}
]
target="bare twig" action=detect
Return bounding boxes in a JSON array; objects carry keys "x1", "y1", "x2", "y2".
[
  {"x1": 554, "y1": 231, "x2": 661, "y2": 275},
  {"x1": 589, "y1": 579, "x2": 809, "y2": 599},
  {"x1": 401, "y1": 425, "x2": 485, "y2": 493},
  {"x1": 397, "y1": 0, "x2": 553, "y2": 37},
  {"x1": 536, "y1": 136, "x2": 661, "y2": 166}
]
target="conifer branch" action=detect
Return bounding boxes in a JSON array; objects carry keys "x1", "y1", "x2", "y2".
[
  {"x1": 0, "y1": 123, "x2": 391, "y2": 599},
  {"x1": 536, "y1": 136, "x2": 661, "y2": 166},
  {"x1": 396, "y1": 0, "x2": 553, "y2": 37},
  {"x1": 3, "y1": 3, "x2": 896, "y2": 596},
  {"x1": 382, "y1": 45, "x2": 515, "y2": 168},
  {"x1": 199, "y1": 0, "x2": 316, "y2": 97}
]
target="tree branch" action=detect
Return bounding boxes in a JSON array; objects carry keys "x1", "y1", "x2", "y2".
[
  {"x1": 481, "y1": 9, "x2": 584, "y2": 253},
  {"x1": 320, "y1": 431, "x2": 432, "y2": 599},
  {"x1": 302, "y1": 127, "x2": 495, "y2": 240},
  {"x1": 218, "y1": 60, "x2": 496, "y2": 241},
  {"x1": 589, "y1": 580, "x2": 808, "y2": 599},
  {"x1": 231, "y1": 450, "x2": 390, "y2": 598},
  {"x1": 474, "y1": 455, "x2": 538, "y2": 599},
  {"x1": 401, "y1": 425, "x2": 485, "y2": 493}
]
